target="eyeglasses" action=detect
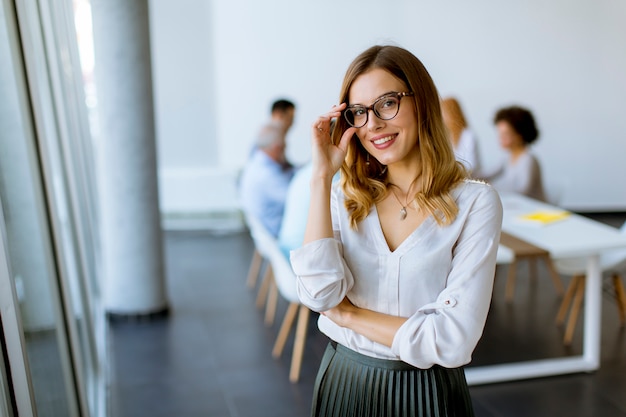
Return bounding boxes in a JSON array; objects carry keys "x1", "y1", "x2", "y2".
[{"x1": 344, "y1": 92, "x2": 414, "y2": 128}]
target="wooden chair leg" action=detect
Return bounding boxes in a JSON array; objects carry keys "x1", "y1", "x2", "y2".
[
  {"x1": 505, "y1": 259, "x2": 518, "y2": 302},
  {"x1": 556, "y1": 275, "x2": 582, "y2": 325},
  {"x1": 272, "y1": 303, "x2": 299, "y2": 358},
  {"x1": 246, "y1": 250, "x2": 263, "y2": 289},
  {"x1": 613, "y1": 274, "x2": 626, "y2": 325},
  {"x1": 256, "y1": 266, "x2": 273, "y2": 309},
  {"x1": 564, "y1": 276, "x2": 586, "y2": 346},
  {"x1": 289, "y1": 306, "x2": 310, "y2": 383},
  {"x1": 543, "y1": 255, "x2": 564, "y2": 296},
  {"x1": 264, "y1": 278, "x2": 278, "y2": 326}
]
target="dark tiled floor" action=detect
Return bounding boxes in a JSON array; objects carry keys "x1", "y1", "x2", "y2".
[{"x1": 108, "y1": 214, "x2": 626, "y2": 417}]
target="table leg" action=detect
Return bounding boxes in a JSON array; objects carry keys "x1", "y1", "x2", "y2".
[
  {"x1": 583, "y1": 254, "x2": 601, "y2": 369},
  {"x1": 465, "y1": 254, "x2": 602, "y2": 385}
]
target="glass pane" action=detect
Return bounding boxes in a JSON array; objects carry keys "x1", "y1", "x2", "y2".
[
  {"x1": 45, "y1": 0, "x2": 103, "y2": 413},
  {"x1": 0, "y1": 3, "x2": 76, "y2": 416}
]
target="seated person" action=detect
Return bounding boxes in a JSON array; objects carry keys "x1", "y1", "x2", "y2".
[
  {"x1": 441, "y1": 96, "x2": 481, "y2": 175},
  {"x1": 270, "y1": 98, "x2": 296, "y2": 134},
  {"x1": 278, "y1": 161, "x2": 340, "y2": 257},
  {"x1": 239, "y1": 122, "x2": 295, "y2": 236},
  {"x1": 248, "y1": 99, "x2": 296, "y2": 157},
  {"x1": 481, "y1": 105, "x2": 546, "y2": 202},
  {"x1": 278, "y1": 120, "x2": 340, "y2": 256},
  {"x1": 278, "y1": 162, "x2": 312, "y2": 257}
]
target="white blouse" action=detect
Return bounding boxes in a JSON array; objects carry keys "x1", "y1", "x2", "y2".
[{"x1": 290, "y1": 179, "x2": 502, "y2": 369}]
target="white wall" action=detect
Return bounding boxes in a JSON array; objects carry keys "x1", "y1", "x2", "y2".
[{"x1": 151, "y1": 0, "x2": 626, "y2": 214}]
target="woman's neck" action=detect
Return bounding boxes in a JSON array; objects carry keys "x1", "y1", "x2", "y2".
[
  {"x1": 386, "y1": 165, "x2": 422, "y2": 194},
  {"x1": 509, "y1": 144, "x2": 527, "y2": 162}
]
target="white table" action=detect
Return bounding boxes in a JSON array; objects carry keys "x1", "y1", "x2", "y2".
[{"x1": 466, "y1": 192, "x2": 626, "y2": 385}]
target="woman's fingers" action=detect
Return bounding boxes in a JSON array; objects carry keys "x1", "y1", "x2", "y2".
[
  {"x1": 310, "y1": 103, "x2": 353, "y2": 175},
  {"x1": 312, "y1": 103, "x2": 347, "y2": 132},
  {"x1": 337, "y1": 126, "x2": 357, "y2": 153},
  {"x1": 312, "y1": 116, "x2": 333, "y2": 137},
  {"x1": 325, "y1": 103, "x2": 346, "y2": 122}
]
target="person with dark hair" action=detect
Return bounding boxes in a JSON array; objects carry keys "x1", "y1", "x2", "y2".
[
  {"x1": 239, "y1": 99, "x2": 297, "y2": 234},
  {"x1": 290, "y1": 45, "x2": 502, "y2": 417},
  {"x1": 270, "y1": 98, "x2": 296, "y2": 133},
  {"x1": 482, "y1": 105, "x2": 546, "y2": 201}
]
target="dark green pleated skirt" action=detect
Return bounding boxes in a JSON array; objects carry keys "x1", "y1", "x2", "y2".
[{"x1": 311, "y1": 342, "x2": 475, "y2": 417}]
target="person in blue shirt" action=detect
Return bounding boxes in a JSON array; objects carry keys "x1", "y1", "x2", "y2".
[
  {"x1": 248, "y1": 99, "x2": 296, "y2": 157},
  {"x1": 278, "y1": 162, "x2": 312, "y2": 256},
  {"x1": 279, "y1": 122, "x2": 340, "y2": 257},
  {"x1": 239, "y1": 121, "x2": 295, "y2": 236}
]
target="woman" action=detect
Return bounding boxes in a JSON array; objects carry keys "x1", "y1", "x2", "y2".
[
  {"x1": 290, "y1": 45, "x2": 502, "y2": 416},
  {"x1": 441, "y1": 96, "x2": 481, "y2": 176},
  {"x1": 482, "y1": 105, "x2": 546, "y2": 202}
]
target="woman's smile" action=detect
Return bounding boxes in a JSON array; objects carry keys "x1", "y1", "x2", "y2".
[{"x1": 371, "y1": 133, "x2": 397, "y2": 149}]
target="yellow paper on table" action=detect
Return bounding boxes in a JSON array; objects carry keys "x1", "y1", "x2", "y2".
[{"x1": 517, "y1": 210, "x2": 571, "y2": 226}]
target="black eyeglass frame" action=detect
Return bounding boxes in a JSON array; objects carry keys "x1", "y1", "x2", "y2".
[{"x1": 343, "y1": 91, "x2": 414, "y2": 128}]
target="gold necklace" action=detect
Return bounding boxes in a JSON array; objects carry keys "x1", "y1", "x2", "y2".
[{"x1": 388, "y1": 178, "x2": 419, "y2": 221}]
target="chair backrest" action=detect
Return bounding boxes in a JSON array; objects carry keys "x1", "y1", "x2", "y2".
[
  {"x1": 244, "y1": 212, "x2": 273, "y2": 259},
  {"x1": 599, "y1": 220, "x2": 626, "y2": 271},
  {"x1": 246, "y1": 213, "x2": 299, "y2": 303},
  {"x1": 496, "y1": 244, "x2": 515, "y2": 265}
]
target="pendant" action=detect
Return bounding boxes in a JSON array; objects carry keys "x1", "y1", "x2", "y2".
[{"x1": 399, "y1": 207, "x2": 407, "y2": 220}]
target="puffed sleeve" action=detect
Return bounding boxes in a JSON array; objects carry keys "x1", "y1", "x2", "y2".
[
  {"x1": 290, "y1": 184, "x2": 354, "y2": 312},
  {"x1": 391, "y1": 185, "x2": 503, "y2": 368},
  {"x1": 290, "y1": 238, "x2": 354, "y2": 312}
]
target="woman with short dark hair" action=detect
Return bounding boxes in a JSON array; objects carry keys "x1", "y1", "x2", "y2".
[{"x1": 483, "y1": 105, "x2": 546, "y2": 201}]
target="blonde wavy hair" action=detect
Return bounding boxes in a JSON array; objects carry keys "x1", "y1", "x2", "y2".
[{"x1": 331, "y1": 45, "x2": 467, "y2": 229}]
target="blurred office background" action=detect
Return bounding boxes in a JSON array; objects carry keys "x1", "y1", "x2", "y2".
[{"x1": 1, "y1": 0, "x2": 625, "y2": 416}]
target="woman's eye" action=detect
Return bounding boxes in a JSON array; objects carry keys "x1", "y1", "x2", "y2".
[
  {"x1": 353, "y1": 108, "x2": 366, "y2": 116},
  {"x1": 381, "y1": 99, "x2": 396, "y2": 109}
]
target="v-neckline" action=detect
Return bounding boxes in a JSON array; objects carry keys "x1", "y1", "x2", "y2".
[{"x1": 370, "y1": 205, "x2": 435, "y2": 255}]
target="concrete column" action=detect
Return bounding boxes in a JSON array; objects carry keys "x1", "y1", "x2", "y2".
[{"x1": 91, "y1": 0, "x2": 167, "y2": 315}]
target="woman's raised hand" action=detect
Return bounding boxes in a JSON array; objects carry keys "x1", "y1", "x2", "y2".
[{"x1": 311, "y1": 103, "x2": 356, "y2": 181}]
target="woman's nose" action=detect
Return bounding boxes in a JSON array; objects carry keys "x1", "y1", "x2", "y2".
[{"x1": 366, "y1": 109, "x2": 383, "y2": 131}]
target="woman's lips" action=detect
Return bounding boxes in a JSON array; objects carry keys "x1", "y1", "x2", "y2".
[{"x1": 371, "y1": 134, "x2": 397, "y2": 149}]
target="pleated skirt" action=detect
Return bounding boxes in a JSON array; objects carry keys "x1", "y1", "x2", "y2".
[{"x1": 311, "y1": 342, "x2": 475, "y2": 417}]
